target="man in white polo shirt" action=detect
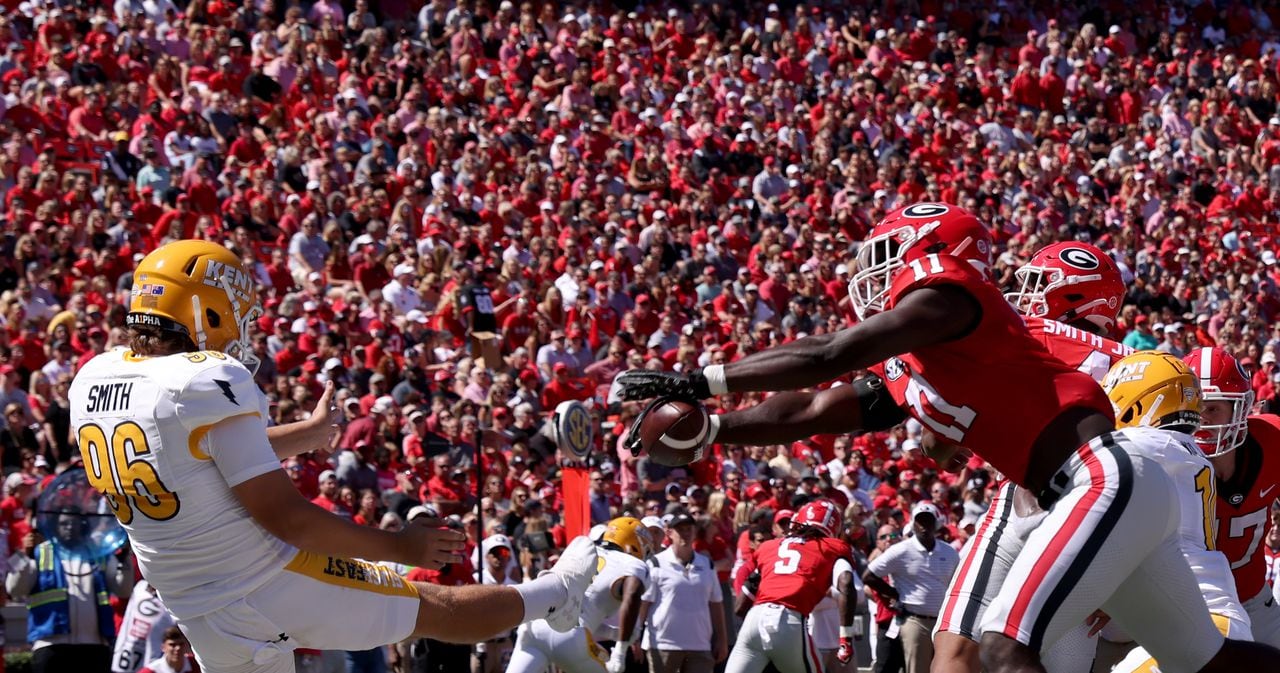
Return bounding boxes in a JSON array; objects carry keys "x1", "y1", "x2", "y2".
[
  {"x1": 862, "y1": 502, "x2": 958, "y2": 673},
  {"x1": 640, "y1": 514, "x2": 728, "y2": 673}
]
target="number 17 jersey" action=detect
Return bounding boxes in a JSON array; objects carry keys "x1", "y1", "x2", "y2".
[{"x1": 70, "y1": 348, "x2": 294, "y2": 619}]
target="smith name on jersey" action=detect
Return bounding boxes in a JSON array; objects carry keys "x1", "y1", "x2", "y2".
[{"x1": 70, "y1": 347, "x2": 293, "y2": 619}]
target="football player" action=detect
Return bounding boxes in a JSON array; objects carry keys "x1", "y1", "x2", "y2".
[
  {"x1": 615, "y1": 203, "x2": 1277, "y2": 672},
  {"x1": 506, "y1": 517, "x2": 652, "y2": 673},
  {"x1": 1186, "y1": 346, "x2": 1280, "y2": 648},
  {"x1": 71, "y1": 241, "x2": 599, "y2": 673},
  {"x1": 730, "y1": 500, "x2": 859, "y2": 673},
  {"x1": 1101, "y1": 351, "x2": 1252, "y2": 671},
  {"x1": 934, "y1": 241, "x2": 1132, "y2": 673}
]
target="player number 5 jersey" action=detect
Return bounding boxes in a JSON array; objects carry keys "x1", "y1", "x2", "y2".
[{"x1": 70, "y1": 348, "x2": 295, "y2": 619}]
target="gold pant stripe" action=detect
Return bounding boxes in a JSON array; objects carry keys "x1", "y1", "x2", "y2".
[{"x1": 284, "y1": 550, "x2": 420, "y2": 598}]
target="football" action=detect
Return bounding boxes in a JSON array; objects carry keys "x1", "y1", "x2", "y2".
[{"x1": 637, "y1": 399, "x2": 712, "y2": 466}]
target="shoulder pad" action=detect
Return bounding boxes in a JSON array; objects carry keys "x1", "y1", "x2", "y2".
[
  {"x1": 1248, "y1": 414, "x2": 1280, "y2": 440},
  {"x1": 887, "y1": 254, "x2": 986, "y2": 310},
  {"x1": 173, "y1": 356, "x2": 266, "y2": 431}
]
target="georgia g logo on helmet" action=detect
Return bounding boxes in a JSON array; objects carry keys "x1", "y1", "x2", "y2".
[
  {"x1": 1059, "y1": 247, "x2": 1101, "y2": 270},
  {"x1": 901, "y1": 203, "x2": 950, "y2": 219}
]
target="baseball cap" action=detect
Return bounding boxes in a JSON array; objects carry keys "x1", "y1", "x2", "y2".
[
  {"x1": 406, "y1": 309, "x2": 429, "y2": 324},
  {"x1": 393, "y1": 263, "x2": 415, "y2": 277},
  {"x1": 912, "y1": 501, "x2": 941, "y2": 523},
  {"x1": 774, "y1": 509, "x2": 794, "y2": 525},
  {"x1": 482, "y1": 534, "x2": 513, "y2": 556},
  {"x1": 406, "y1": 505, "x2": 439, "y2": 522},
  {"x1": 318, "y1": 470, "x2": 338, "y2": 483},
  {"x1": 641, "y1": 516, "x2": 663, "y2": 530},
  {"x1": 4, "y1": 472, "x2": 33, "y2": 493},
  {"x1": 663, "y1": 513, "x2": 696, "y2": 529}
]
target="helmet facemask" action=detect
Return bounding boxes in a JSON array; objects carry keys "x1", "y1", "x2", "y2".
[
  {"x1": 849, "y1": 226, "x2": 914, "y2": 320},
  {"x1": 1196, "y1": 390, "x2": 1254, "y2": 457},
  {"x1": 201, "y1": 267, "x2": 262, "y2": 374}
]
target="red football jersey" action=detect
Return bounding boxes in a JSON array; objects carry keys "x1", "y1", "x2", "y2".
[
  {"x1": 1215, "y1": 415, "x2": 1280, "y2": 601},
  {"x1": 1025, "y1": 317, "x2": 1133, "y2": 383},
  {"x1": 875, "y1": 254, "x2": 1114, "y2": 486},
  {"x1": 752, "y1": 535, "x2": 853, "y2": 614}
]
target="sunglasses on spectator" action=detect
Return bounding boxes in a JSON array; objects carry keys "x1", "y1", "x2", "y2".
[{"x1": 879, "y1": 533, "x2": 900, "y2": 540}]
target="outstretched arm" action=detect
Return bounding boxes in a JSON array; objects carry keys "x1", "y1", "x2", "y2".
[
  {"x1": 719, "y1": 285, "x2": 978, "y2": 392},
  {"x1": 713, "y1": 376, "x2": 904, "y2": 447},
  {"x1": 612, "y1": 285, "x2": 979, "y2": 403}
]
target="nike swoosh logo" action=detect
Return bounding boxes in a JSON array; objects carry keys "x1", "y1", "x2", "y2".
[{"x1": 1262, "y1": 485, "x2": 1276, "y2": 499}]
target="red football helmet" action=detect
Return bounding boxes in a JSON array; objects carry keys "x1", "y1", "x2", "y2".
[
  {"x1": 849, "y1": 202, "x2": 993, "y2": 320},
  {"x1": 1005, "y1": 242, "x2": 1125, "y2": 332},
  {"x1": 793, "y1": 499, "x2": 843, "y2": 538},
  {"x1": 1183, "y1": 347, "x2": 1254, "y2": 456}
]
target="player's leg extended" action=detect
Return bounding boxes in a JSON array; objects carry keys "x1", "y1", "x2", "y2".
[
  {"x1": 724, "y1": 606, "x2": 774, "y2": 673},
  {"x1": 409, "y1": 582, "x2": 529, "y2": 642},
  {"x1": 933, "y1": 483, "x2": 1020, "y2": 673},
  {"x1": 978, "y1": 437, "x2": 1173, "y2": 673},
  {"x1": 410, "y1": 535, "x2": 598, "y2": 642}
]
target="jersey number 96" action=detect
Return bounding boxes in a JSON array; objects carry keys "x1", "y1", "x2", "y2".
[{"x1": 78, "y1": 422, "x2": 181, "y2": 525}]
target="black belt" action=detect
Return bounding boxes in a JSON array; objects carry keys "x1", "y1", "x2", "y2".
[
  {"x1": 899, "y1": 608, "x2": 938, "y2": 620},
  {"x1": 1036, "y1": 463, "x2": 1075, "y2": 510}
]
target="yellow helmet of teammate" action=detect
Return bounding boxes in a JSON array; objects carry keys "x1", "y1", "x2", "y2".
[
  {"x1": 127, "y1": 240, "x2": 262, "y2": 372},
  {"x1": 1101, "y1": 351, "x2": 1202, "y2": 432},
  {"x1": 600, "y1": 517, "x2": 654, "y2": 560}
]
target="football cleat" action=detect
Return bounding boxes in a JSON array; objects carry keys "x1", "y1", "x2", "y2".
[{"x1": 541, "y1": 536, "x2": 599, "y2": 632}]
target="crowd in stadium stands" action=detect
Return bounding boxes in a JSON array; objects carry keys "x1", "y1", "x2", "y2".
[{"x1": 3, "y1": 0, "x2": 1280, "y2": 669}]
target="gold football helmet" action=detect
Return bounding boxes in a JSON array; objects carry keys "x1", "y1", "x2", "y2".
[
  {"x1": 127, "y1": 240, "x2": 261, "y2": 371},
  {"x1": 1102, "y1": 351, "x2": 1202, "y2": 431},
  {"x1": 600, "y1": 517, "x2": 654, "y2": 560}
]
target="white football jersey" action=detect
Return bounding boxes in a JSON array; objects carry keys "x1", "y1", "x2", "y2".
[
  {"x1": 580, "y1": 546, "x2": 649, "y2": 633},
  {"x1": 1128, "y1": 426, "x2": 1248, "y2": 626},
  {"x1": 70, "y1": 348, "x2": 294, "y2": 619}
]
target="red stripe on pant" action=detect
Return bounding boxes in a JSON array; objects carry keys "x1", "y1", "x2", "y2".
[
  {"x1": 938, "y1": 484, "x2": 1008, "y2": 633},
  {"x1": 806, "y1": 630, "x2": 822, "y2": 673},
  {"x1": 1002, "y1": 445, "x2": 1106, "y2": 638}
]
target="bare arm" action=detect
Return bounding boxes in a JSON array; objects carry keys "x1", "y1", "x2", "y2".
[
  {"x1": 722, "y1": 285, "x2": 978, "y2": 392},
  {"x1": 710, "y1": 598, "x2": 728, "y2": 662},
  {"x1": 837, "y1": 570, "x2": 855, "y2": 629},
  {"x1": 861, "y1": 569, "x2": 898, "y2": 602},
  {"x1": 716, "y1": 385, "x2": 864, "y2": 445},
  {"x1": 266, "y1": 381, "x2": 340, "y2": 459},
  {"x1": 616, "y1": 576, "x2": 645, "y2": 643}
]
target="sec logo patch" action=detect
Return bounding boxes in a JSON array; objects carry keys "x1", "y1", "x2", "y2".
[{"x1": 884, "y1": 357, "x2": 906, "y2": 381}]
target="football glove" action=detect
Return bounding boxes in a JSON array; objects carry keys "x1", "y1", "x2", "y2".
[
  {"x1": 606, "y1": 642, "x2": 628, "y2": 673},
  {"x1": 743, "y1": 570, "x2": 762, "y2": 599},
  {"x1": 837, "y1": 638, "x2": 854, "y2": 663},
  {"x1": 613, "y1": 369, "x2": 712, "y2": 402}
]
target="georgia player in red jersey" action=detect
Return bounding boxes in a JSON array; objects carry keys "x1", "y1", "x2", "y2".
[
  {"x1": 729, "y1": 500, "x2": 858, "y2": 673},
  {"x1": 616, "y1": 203, "x2": 1275, "y2": 672},
  {"x1": 933, "y1": 242, "x2": 1132, "y2": 673},
  {"x1": 1186, "y1": 346, "x2": 1280, "y2": 648}
]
